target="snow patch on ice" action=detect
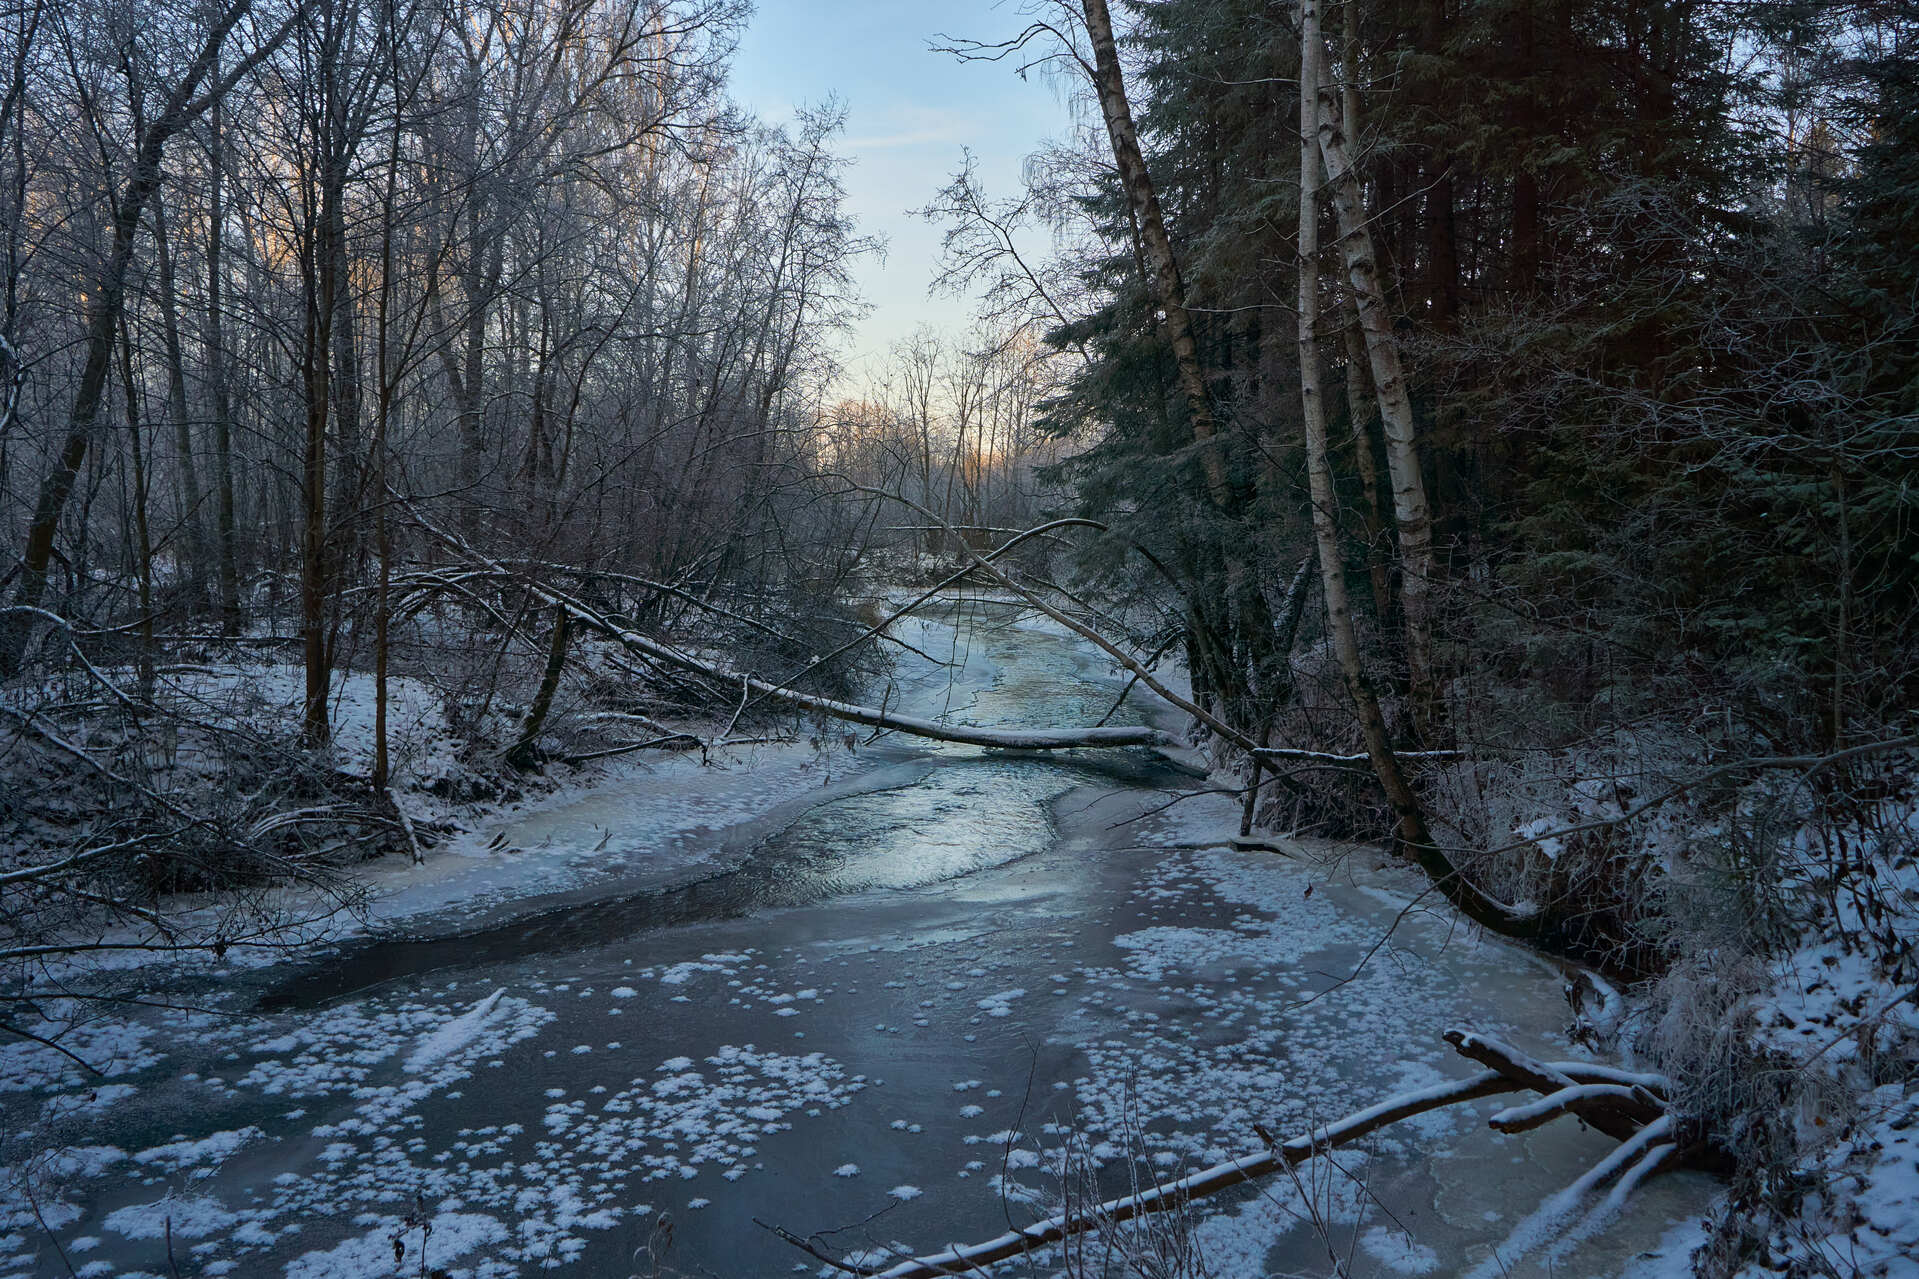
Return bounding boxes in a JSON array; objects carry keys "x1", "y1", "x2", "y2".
[
  {"x1": 283, "y1": 1209, "x2": 506, "y2": 1279},
  {"x1": 404, "y1": 988, "x2": 509, "y2": 1072},
  {"x1": 131, "y1": 1127, "x2": 260, "y2": 1175},
  {"x1": 974, "y1": 989, "x2": 1025, "y2": 1017},
  {"x1": 1359, "y1": 1225, "x2": 1440, "y2": 1274},
  {"x1": 105, "y1": 1195, "x2": 238, "y2": 1240}
]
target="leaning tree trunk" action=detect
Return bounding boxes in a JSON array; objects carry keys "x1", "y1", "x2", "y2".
[
  {"x1": 1297, "y1": 9, "x2": 1426, "y2": 863},
  {"x1": 1298, "y1": 0, "x2": 1534, "y2": 939},
  {"x1": 1312, "y1": 37, "x2": 1442, "y2": 738},
  {"x1": 507, "y1": 604, "x2": 570, "y2": 770},
  {"x1": 1080, "y1": 0, "x2": 1227, "y2": 501}
]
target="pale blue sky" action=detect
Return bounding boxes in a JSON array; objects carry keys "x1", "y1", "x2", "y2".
[{"x1": 730, "y1": 1, "x2": 1072, "y2": 385}]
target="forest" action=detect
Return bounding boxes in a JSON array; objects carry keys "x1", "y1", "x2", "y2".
[{"x1": 0, "y1": 0, "x2": 1914, "y2": 1276}]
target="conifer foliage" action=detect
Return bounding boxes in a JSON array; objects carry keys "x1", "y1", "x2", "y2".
[{"x1": 1002, "y1": 0, "x2": 1917, "y2": 959}]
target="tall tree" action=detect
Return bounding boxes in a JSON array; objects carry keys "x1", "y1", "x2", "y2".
[
  {"x1": 3, "y1": 0, "x2": 301, "y2": 669},
  {"x1": 1311, "y1": 28, "x2": 1442, "y2": 737},
  {"x1": 1078, "y1": 0, "x2": 1227, "y2": 500}
]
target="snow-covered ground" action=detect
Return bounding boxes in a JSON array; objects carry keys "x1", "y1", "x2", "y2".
[{"x1": 1712, "y1": 802, "x2": 1919, "y2": 1278}]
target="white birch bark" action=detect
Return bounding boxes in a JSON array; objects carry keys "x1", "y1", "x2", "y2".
[
  {"x1": 1296, "y1": 1, "x2": 1432, "y2": 867},
  {"x1": 1297, "y1": 0, "x2": 1533, "y2": 939},
  {"x1": 1079, "y1": 0, "x2": 1227, "y2": 500},
  {"x1": 1311, "y1": 37, "x2": 1441, "y2": 732}
]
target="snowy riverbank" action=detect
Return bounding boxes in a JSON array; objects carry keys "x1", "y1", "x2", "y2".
[{"x1": 4, "y1": 600, "x2": 1910, "y2": 1279}]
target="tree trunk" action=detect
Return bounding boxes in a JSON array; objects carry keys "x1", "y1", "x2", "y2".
[
  {"x1": 205, "y1": 68, "x2": 242, "y2": 634},
  {"x1": 1298, "y1": 12, "x2": 1427, "y2": 862},
  {"x1": 1079, "y1": 0, "x2": 1227, "y2": 501},
  {"x1": 1313, "y1": 49, "x2": 1443, "y2": 737},
  {"x1": 1340, "y1": 308, "x2": 1395, "y2": 623},
  {"x1": 507, "y1": 604, "x2": 570, "y2": 769},
  {"x1": 300, "y1": 88, "x2": 345, "y2": 748},
  {"x1": 118, "y1": 319, "x2": 156, "y2": 701},
  {"x1": 372, "y1": 0, "x2": 403, "y2": 792},
  {"x1": 327, "y1": 184, "x2": 364, "y2": 588},
  {"x1": 151, "y1": 190, "x2": 205, "y2": 608},
  {"x1": 301, "y1": 275, "x2": 332, "y2": 748},
  {"x1": 1301, "y1": 0, "x2": 1528, "y2": 937}
]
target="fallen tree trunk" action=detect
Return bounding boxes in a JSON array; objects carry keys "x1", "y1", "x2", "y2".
[
  {"x1": 400, "y1": 503, "x2": 1173, "y2": 754},
  {"x1": 729, "y1": 517, "x2": 1140, "y2": 726},
  {"x1": 770, "y1": 1029, "x2": 1687, "y2": 1278},
  {"x1": 572, "y1": 604, "x2": 1171, "y2": 751},
  {"x1": 544, "y1": 591, "x2": 1172, "y2": 752},
  {"x1": 1253, "y1": 745, "x2": 1462, "y2": 765}
]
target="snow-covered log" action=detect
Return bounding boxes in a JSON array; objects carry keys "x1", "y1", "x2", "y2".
[
  {"x1": 777, "y1": 1027, "x2": 1686, "y2": 1278},
  {"x1": 1542, "y1": 1060, "x2": 1671, "y2": 1095},
  {"x1": 622, "y1": 642, "x2": 1173, "y2": 750},
  {"x1": 772, "y1": 1068, "x2": 1523, "y2": 1278},
  {"x1": 1444, "y1": 1029, "x2": 1650, "y2": 1141},
  {"x1": 1252, "y1": 745, "x2": 1463, "y2": 765},
  {"x1": 568, "y1": 595, "x2": 1174, "y2": 752},
  {"x1": 1489, "y1": 1082, "x2": 1664, "y2": 1133}
]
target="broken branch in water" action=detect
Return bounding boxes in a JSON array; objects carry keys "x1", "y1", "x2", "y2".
[{"x1": 771, "y1": 1027, "x2": 1691, "y2": 1278}]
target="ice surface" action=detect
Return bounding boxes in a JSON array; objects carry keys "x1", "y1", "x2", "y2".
[
  {"x1": 283, "y1": 1209, "x2": 506, "y2": 1279},
  {"x1": 105, "y1": 1196, "x2": 239, "y2": 1240}
]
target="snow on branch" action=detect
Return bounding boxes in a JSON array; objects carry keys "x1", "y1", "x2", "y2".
[
  {"x1": 1489, "y1": 1082, "x2": 1663, "y2": 1133},
  {"x1": 771, "y1": 1027, "x2": 1688, "y2": 1278},
  {"x1": 400, "y1": 501, "x2": 1173, "y2": 754},
  {"x1": 1253, "y1": 745, "x2": 1464, "y2": 766},
  {"x1": 773, "y1": 1068, "x2": 1519, "y2": 1279}
]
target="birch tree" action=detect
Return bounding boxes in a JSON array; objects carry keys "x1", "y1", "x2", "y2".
[
  {"x1": 1309, "y1": 23, "x2": 1442, "y2": 736},
  {"x1": 1077, "y1": 0, "x2": 1227, "y2": 501}
]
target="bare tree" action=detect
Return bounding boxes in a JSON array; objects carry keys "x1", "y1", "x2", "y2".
[{"x1": 3, "y1": 0, "x2": 303, "y2": 670}]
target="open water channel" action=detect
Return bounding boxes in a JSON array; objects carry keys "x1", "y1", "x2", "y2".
[{"x1": 0, "y1": 601, "x2": 1714, "y2": 1278}]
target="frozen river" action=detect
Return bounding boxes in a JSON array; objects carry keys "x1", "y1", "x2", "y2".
[{"x1": 1, "y1": 601, "x2": 1713, "y2": 1278}]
